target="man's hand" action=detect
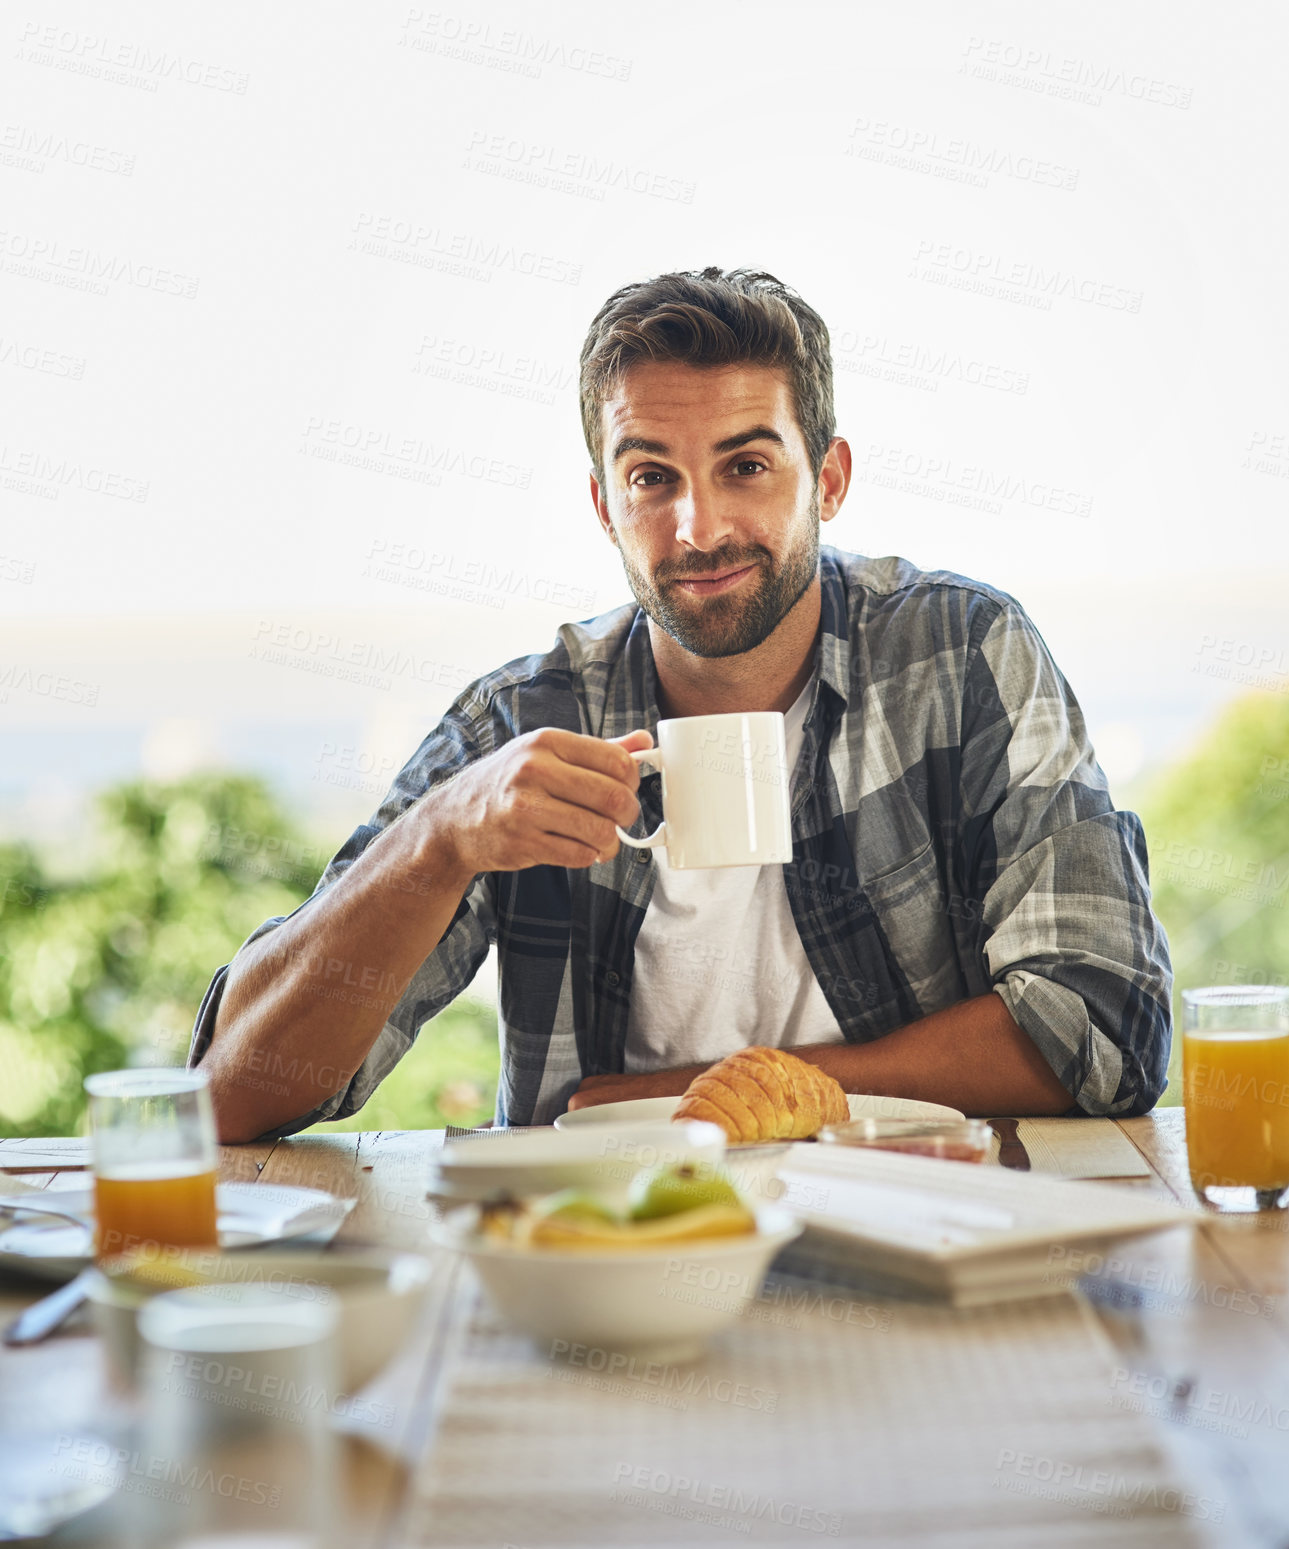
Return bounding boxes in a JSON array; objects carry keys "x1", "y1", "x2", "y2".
[
  {"x1": 421, "y1": 727, "x2": 653, "y2": 876},
  {"x1": 565, "y1": 1064, "x2": 709, "y2": 1110}
]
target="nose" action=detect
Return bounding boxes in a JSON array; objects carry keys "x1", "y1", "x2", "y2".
[{"x1": 672, "y1": 483, "x2": 734, "y2": 552}]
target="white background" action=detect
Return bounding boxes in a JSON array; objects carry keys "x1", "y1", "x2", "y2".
[{"x1": 3, "y1": 0, "x2": 1287, "y2": 855}]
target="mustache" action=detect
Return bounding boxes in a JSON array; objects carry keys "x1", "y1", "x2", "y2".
[{"x1": 656, "y1": 547, "x2": 769, "y2": 584}]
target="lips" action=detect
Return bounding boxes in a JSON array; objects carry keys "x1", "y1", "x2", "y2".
[{"x1": 670, "y1": 564, "x2": 757, "y2": 597}]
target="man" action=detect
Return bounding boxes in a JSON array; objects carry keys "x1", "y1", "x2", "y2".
[{"x1": 190, "y1": 267, "x2": 1171, "y2": 1141}]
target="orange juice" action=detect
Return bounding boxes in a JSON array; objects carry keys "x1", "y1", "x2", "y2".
[
  {"x1": 94, "y1": 1164, "x2": 218, "y2": 1257},
  {"x1": 1183, "y1": 1029, "x2": 1289, "y2": 1190}
]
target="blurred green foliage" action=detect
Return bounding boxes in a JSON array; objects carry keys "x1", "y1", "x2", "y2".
[
  {"x1": 0, "y1": 774, "x2": 497, "y2": 1137},
  {"x1": 2, "y1": 691, "x2": 1286, "y2": 1136},
  {"x1": 1134, "y1": 692, "x2": 1289, "y2": 1106}
]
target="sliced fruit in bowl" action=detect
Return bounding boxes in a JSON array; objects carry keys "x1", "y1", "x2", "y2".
[{"x1": 431, "y1": 1166, "x2": 801, "y2": 1359}]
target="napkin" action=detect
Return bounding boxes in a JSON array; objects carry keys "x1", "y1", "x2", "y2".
[{"x1": 0, "y1": 1138, "x2": 91, "y2": 1172}]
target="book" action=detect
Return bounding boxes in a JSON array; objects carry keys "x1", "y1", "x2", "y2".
[{"x1": 771, "y1": 1144, "x2": 1191, "y2": 1305}]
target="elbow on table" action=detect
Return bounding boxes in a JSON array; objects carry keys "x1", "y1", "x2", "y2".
[
  {"x1": 201, "y1": 1057, "x2": 275, "y2": 1145},
  {"x1": 200, "y1": 1049, "x2": 337, "y2": 1146},
  {"x1": 1071, "y1": 1034, "x2": 1172, "y2": 1120}
]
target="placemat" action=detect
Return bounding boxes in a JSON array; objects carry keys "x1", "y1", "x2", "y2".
[
  {"x1": 405, "y1": 1273, "x2": 1216, "y2": 1545},
  {"x1": 983, "y1": 1119, "x2": 1152, "y2": 1178}
]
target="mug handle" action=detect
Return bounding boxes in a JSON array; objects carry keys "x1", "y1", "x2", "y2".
[{"x1": 615, "y1": 748, "x2": 666, "y2": 849}]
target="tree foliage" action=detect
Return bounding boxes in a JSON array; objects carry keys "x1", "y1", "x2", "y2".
[
  {"x1": 0, "y1": 774, "x2": 497, "y2": 1137},
  {"x1": 4, "y1": 693, "x2": 1285, "y2": 1135},
  {"x1": 1135, "y1": 691, "x2": 1289, "y2": 1103}
]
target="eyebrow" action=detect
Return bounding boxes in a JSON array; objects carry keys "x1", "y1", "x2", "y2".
[{"x1": 610, "y1": 425, "x2": 787, "y2": 465}]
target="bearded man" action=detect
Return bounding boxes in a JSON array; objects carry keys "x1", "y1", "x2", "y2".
[{"x1": 190, "y1": 266, "x2": 1171, "y2": 1139}]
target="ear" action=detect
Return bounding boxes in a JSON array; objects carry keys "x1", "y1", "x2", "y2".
[
  {"x1": 818, "y1": 437, "x2": 851, "y2": 524},
  {"x1": 590, "y1": 469, "x2": 617, "y2": 543}
]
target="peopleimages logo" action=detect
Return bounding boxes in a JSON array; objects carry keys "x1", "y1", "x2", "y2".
[
  {"x1": 0, "y1": 333, "x2": 86, "y2": 378},
  {"x1": 0, "y1": 122, "x2": 135, "y2": 175},
  {"x1": 0, "y1": 228, "x2": 199, "y2": 298},
  {"x1": 399, "y1": 9, "x2": 632, "y2": 82},
  {"x1": 832, "y1": 328, "x2": 1029, "y2": 396},
  {"x1": 959, "y1": 36, "x2": 1193, "y2": 109},
  {"x1": 463, "y1": 129, "x2": 694, "y2": 203},
  {"x1": 854, "y1": 442, "x2": 1093, "y2": 517},
  {"x1": 847, "y1": 116, "x2": 1079, "y2": 190},
  {"x1": 16, "y1": 22, "x2": 249, "y2": 93},
  {"x1": 911, "y1": 238, "x2": 1142, "y2": 314},
  {"x1": 0, "y1": 444, "x2": 148, "y2": 502},
  {"x1": 349, "y1": 213, "x2": 581, "y2": 286},
  {"x1": 611, "y1": 1464, "x2": 842, "y2": 1536}
]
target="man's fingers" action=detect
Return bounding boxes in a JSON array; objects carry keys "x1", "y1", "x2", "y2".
[
  {"x1": 521, "y1": 793, "x2": 618, "y2": 858},
  {"x1": 609, "y1": 729, "x2": 654, "y2": 752},
  {"x1": 541, "y1": 761, "x2": 640, "y2": 829},
  {"x1": 529, "y1": 727, "x2": 642, "y2": 783},
  {"x1": 537, "y1": 834, "x2": 602, "y2": 870}
]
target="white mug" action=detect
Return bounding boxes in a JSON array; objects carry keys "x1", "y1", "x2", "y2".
[{"x1": 615, "y1": 712, "x2": 793, "y2": 868}]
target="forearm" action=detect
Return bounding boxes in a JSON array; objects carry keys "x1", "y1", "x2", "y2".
[
  {"x1": 569, "y1": 994, "x2": 1074, "y2": 1116},
  {"x1": 794, "y1": 992, "x2": 1074, "y2": 1116},
  {"x1": 201, "y1": 794, "x2": 475, "y2": 1142}
]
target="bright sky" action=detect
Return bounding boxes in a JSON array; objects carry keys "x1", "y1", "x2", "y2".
[{"x1": 2, "y1": 0, "x2": 1287, "y2": 825}]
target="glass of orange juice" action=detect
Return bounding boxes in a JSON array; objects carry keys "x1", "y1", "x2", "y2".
[
  {"x1": 83, "y1": 1069, "x2": 219, "y2": 1257},
  {"x1": 1182, "y1": 986, "x2": 1289, "y2": 1211}
]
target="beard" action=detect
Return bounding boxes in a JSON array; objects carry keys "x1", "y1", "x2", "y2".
[{"x1": 617, "y1": 492, "x2": 820, "y2": 659}]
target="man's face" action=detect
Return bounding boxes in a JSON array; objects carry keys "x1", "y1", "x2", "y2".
[{"x1": 593, "y1": 361, "x2": 824, "y2": 659}]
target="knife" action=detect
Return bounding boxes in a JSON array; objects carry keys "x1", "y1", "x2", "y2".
[
  {"x1": 3, "y1": 1269, "x2": 95, "y2": 1345},
  {"x1": 989, "y1": 1118, "x2": 1032, "y2": 1171}
]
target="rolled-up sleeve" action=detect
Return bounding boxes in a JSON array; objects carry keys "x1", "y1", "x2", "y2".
[
  {"x1": 186, "y1": 697, "x2": 499, "y2": 1138},
  {"x1": 957, "y1": 601, "x2": 1172, "y2": 1115}
]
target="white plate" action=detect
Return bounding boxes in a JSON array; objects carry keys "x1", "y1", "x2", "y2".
[
  {"x1": 0, "y1": 1183, "x2": 356, "y2": 1284},
  {"x1": 428, "y1": 1120, "x2": 726, "y2": 1204},
  {"x1": 554, "y1": 1092, "x2": 966, "y2": 1135}
]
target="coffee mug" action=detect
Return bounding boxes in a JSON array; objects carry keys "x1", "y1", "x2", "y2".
[{"x1": 614, "y1": 712, "x2": 793, "y2": 868}]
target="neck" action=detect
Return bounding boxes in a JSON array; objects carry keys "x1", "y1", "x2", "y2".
[{"x1": 650, "y1": 578, "x2": 822, "y2": 719}]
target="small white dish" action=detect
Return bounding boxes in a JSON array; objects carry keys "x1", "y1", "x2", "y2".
[
  {"x1": 554, "y1": 1093, "x2": 966, "y2": 1134},
  {"x1": 430, "y1": 1203, "x2": 802, "y2": 1360},
  {"x1": 87, "y1": 1248, "x2": 435, "y2": 1394},
  {"x1": 0, "y1": 1182, "x2": 357, "y2": 1283},
  {"x1": 429, "y1": 1120, "x2": 726, "y2": 1205}
]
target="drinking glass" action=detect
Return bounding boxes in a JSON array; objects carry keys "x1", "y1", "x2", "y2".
[
  {"x1": 1182, "y1": 986, "x2": 1289, "y2": 1211},
  {"x1": 134, "y1": 1283, "x2": 340, "y2": 1547},
  {"x1": 84, "y1": 1068, "x2": 219, "y2": 1258}
]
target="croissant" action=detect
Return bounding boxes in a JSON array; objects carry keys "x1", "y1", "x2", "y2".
[{"x1": 673, "y1": 1047, "x2": 849, "y2": 1143}]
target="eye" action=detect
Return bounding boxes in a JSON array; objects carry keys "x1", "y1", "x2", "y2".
[
  {"x1": 732, "y1": 459, "x2": 767, "y2": 477},
  {"x1": 630, "y1": 468, "x2": 670, "y2": 487}
]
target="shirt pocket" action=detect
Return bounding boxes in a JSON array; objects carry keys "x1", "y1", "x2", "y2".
[{"x1": 862, "y1": 843, "x2": 967, "y2": 1015}]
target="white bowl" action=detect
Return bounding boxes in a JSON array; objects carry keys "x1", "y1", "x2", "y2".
[
  {"x1": 430, "y1": 1204, "x2": 801, "y2": 1361},
  {"x1": 87, "y1": 1248, "x2": 434, "y2": 1394},
  {"x1": 428, "y1": 1120, "x2": 727, "y2": 1207}
]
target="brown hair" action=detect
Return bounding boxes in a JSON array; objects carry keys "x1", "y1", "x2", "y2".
[{"x1": 579, "y1": 266, "x2": 835, "y2": 485}]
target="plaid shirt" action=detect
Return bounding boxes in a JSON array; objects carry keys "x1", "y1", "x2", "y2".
[{"x1": 188, "y1": 546, "x2": 1172, "y2": 1130}]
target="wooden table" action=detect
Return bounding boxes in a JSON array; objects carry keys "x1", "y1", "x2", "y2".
[{"x1": 2, "y1": 1113, "x2": 1288, "y2": 1547}]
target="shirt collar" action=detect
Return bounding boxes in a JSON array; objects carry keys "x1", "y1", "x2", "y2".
[{"x1": 815, "y1": 546, "x2": 853, "y2": 711}]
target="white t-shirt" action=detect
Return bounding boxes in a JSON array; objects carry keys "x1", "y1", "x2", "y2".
[{"x1": 624, "y1": 678, "x2": 844, "y2": 1071}]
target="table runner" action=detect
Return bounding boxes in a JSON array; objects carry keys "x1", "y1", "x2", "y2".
[{"x1": 405, "y1": 1271, "x2": 1218, "y2": 1546}]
